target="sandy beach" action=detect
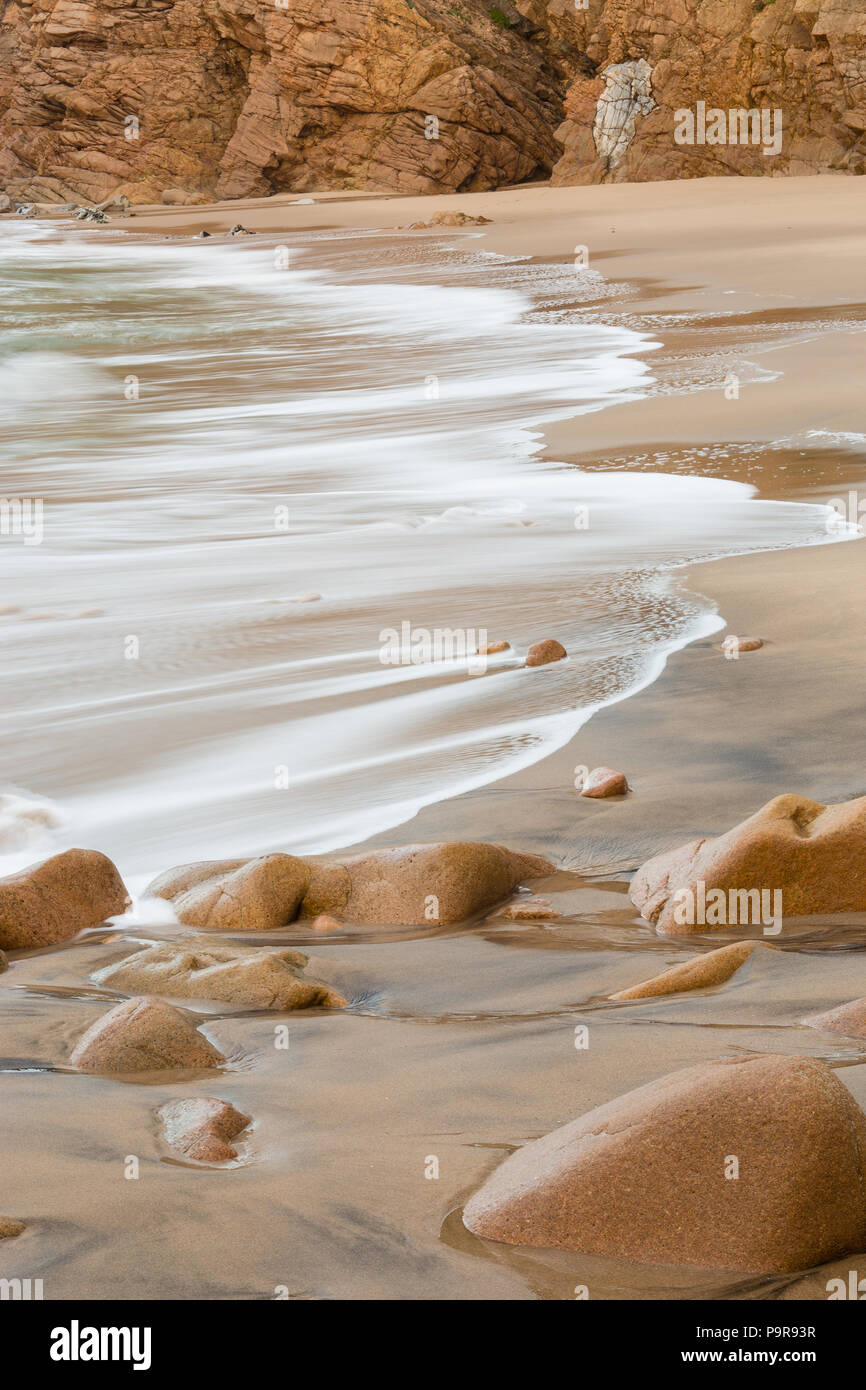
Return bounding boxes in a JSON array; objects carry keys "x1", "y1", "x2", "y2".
[{"x1": 2, "y1": 174, "x2": 866, "y2": 1302}]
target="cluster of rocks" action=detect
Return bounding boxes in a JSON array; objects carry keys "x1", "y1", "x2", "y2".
[
  {"x1": 0, "y1": 840, "x2": 551, "y2": 951},
  {"x1": 0, "y1": 192, "x2": 129, "y2": 221},
  {"x1": 401, "y1": 211, "x2": 493, "y2": 230},
  {"x1": 147, "y1": 841, "x2": 552, "y2": 931},
  {"x1": 6, "y1": 785, "x2": 866, "y2": 1273},
  {"x1": 463, "y1": 789, "x2": 866, "y2": 1272}
]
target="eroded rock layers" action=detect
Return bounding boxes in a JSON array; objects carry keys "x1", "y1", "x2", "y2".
[{"x1": 0, "y1": 0, "x2": 864, "y2": 205}]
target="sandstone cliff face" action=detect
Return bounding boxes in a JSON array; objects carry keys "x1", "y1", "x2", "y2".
[
  {"x1": 550, "y1": 0, "x2": 866, "y2": 183},
  {"x1": 0, "y1": 0, "x2": 565, "y2": 203},
  {"x1": 0, "y1": 0, "x2": 864, "y2": 205}
]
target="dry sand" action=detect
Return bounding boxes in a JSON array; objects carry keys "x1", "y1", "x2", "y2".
[{"x1": 2, "y1": 176, "x2": 866, "y2": 1300}]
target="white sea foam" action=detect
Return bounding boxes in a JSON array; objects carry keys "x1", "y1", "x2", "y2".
[{"x1": 0, "y1": 222, "x2": 853, "y2": 876}]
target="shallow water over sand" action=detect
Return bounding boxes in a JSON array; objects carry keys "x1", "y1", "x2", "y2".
[
  {"x1": 2, "y1": 221, "x2": 865, "y2": 1302},
  {"x1": 0, "y1": 223, "x2": 848, "y2": 885},
  {"x1": 4, "y1": 885, "x2": 866, "y2": 1300}
]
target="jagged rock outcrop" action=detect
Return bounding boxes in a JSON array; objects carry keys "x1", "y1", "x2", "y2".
[
  {"x1": 0, "y1": 0, "x2": 563, "y2": 204},
  {"x1": 1, "y1": 0, "x2": 864, "y2": 205},
  {"x1": 549, "y1": 0, "x2": 866, "y2": 182}
]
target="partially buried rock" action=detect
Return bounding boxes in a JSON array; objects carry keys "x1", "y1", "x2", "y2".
[
  {"x1": 804, "y1": 997, "x2": 866, "y2": 1039},
  {"x1": 91, "y1": 940, "x2": 345, "y2": 1010},
  {"x1": 463, "y1": 1054, "x2": 866, "y2": 1273},
  {"x1": 402, "y1": 211, "x2": 492, "y2": 229},
  {"x1": 722, "y1": 635, "x2": 764, "y2": 654},
  {"x1": 503, "y1": 898, "x2": 558, "y2": 921},
  {"x1": 70, "y1": 997, "x2": 223, "y2": 1074},
  {"x1": 309, "y1": 913, "x2": 343, "y2": 933},
  {"x1": 580, "y1": 766, "x2": 628, "y2": 798},
  {"x1": 609, "y1": 940, "x2": 760, "y2": 1000},
  {"x1": 158, "y1": 1097, "x2": 251, "y2": 1163},
  {"x1": 0, "y1": 1216, "x2": 24, "y2": 1239},
  {"x1": 525, "y1": 639, "x2": 567, "y2": 668},
  {"x1": 307, "y1": 842, "x2": 553, "y2": 927},
  {"x1": 0, "y1": 848, "x2": 129, "y2": 951},
  {"x1": 430, "y1": 210, "x2": 492, "y2": 226},
  {"x1": 477, "y1": 640, "x2": 510, "y2": 655},
  {"x1": 631, "y1": 793, "x2": 866, "y2": 936},
  {"x1": 778, "y1": 1256, "x2": 866, "y2": 1301},
  {"x1": 149, "y1": 841, "x2": 552, "y2": 929}
]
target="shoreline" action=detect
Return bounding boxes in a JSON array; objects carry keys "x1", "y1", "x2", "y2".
[
  {"x1": 8, "y1": 176, "x2": 865, "y2": 877},
  {"x1": 3, "y1": 176, "x2": 866, "y2": 1301},
  {"x1": 136, "y1": 173, "x2": 863, "y2": 873}
]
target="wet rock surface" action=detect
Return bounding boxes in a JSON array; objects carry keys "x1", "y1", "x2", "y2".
[
  {"x1": 69, "y1": 997, "x2": 224, "y2": 1075},
  {"x1": 92, "y1": 940, "x2": 346, "y2": 1010},
  {"x1": 158, "y1": 1097, "x2": 251, "y2": 1163},
  {"x1": 631, "y1": 794, "x2": 866, "y2": 936},
  {"x1": 148, "y1": 841, "x2": 552, "y2": 929},
  {"x1": 0, "y1": 849, "x2": 129, "y2": 951},
  {"x1": 464, "y1": 1054, "x2": 866, "y2": 1273}
]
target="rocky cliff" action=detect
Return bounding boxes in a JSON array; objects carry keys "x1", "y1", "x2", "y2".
[{"x1": 0, "y1": 0, "x2": 864, "y2": 205}]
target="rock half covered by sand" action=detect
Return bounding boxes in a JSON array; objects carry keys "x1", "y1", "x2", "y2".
[
  {"x1": 804, "y1": 997, "x2": 866, "y2": 1040},
  {"x1": 92, "y1": 940, "x2": 345, "y2": 1010},
  {"x1": 147, "y1": 841, "x2": 552, "y2": 929},
  {"x1": 0, "y1": 848, "x2": 129, "y2": 950},
  {"x1": 158, "y1": 1097, "x2": 251, "y2": 1163},
  {"x1": 463, "y1": 1054, "x2": 866, "y2": 1273},
  {"x1": 580, "y1": 766, "x2": 628, "y2": 798},
  {"x1": 609, "y1": 941, "x2": 761, "y2": 1000},
  {"x1": 0, "y1": 1216, "x2": 24, "y2": 1239},
  {"x1": 69, "y1": 997, "x2": 223, "y2": 1075},
  {"x1": 631, "y1": 794, "x2": 866, "y2": 936}
]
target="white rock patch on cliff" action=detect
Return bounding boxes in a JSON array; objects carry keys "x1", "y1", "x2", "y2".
[{"x1": 593, "y1": 59, "x2": 656, "y2": 167}]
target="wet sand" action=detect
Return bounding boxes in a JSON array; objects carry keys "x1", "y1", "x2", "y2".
[{"x1": 2, "y1": 177, "x2": 866, "y2": 1300}]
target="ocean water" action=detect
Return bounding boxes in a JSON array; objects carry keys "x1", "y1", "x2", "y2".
[{"x1": 0, "y1": 221, "x2": 851, "y2": 888}]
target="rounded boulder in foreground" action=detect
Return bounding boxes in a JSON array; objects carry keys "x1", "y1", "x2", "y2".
[{"x1": 463, "y1": 1054, "x2": 866, "y2": 1273}]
